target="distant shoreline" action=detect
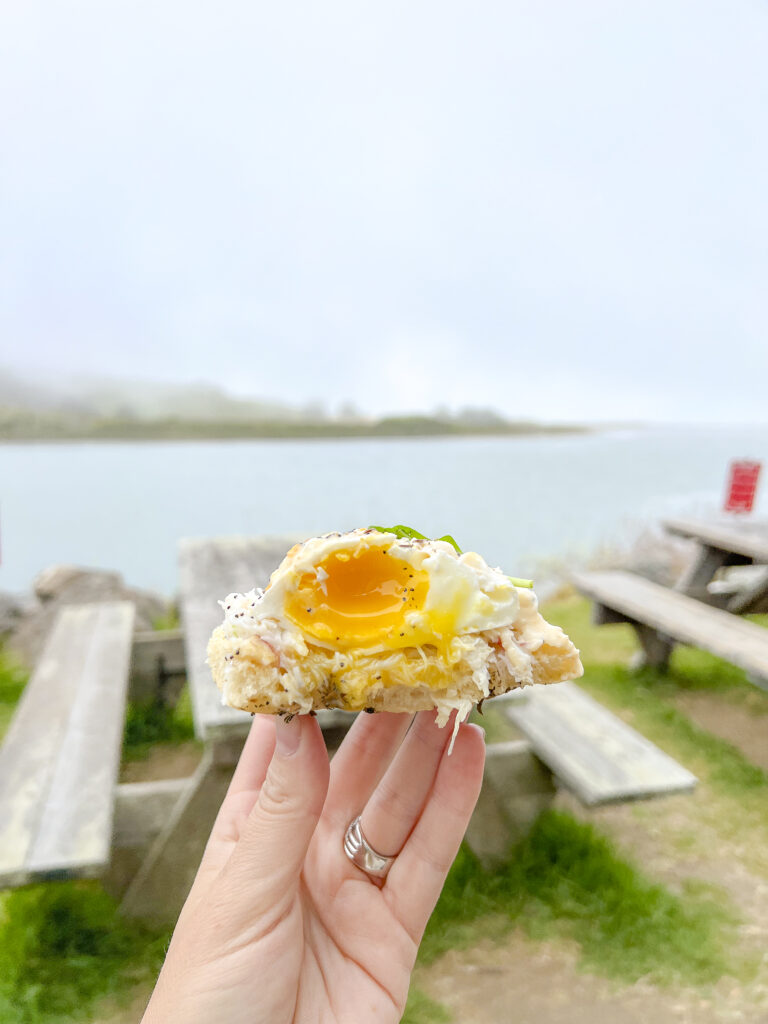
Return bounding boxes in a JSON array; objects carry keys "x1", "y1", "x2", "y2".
[{"x1": 0, "y1": 417, "x2": 590, "y2": 443}]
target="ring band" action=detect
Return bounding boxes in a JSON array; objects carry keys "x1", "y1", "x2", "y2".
[{"x1": 343, "y1": 816, "x2": 396, "y2": 879}]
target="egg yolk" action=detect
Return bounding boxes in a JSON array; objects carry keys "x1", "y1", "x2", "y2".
[{"x1": 285, "y1": 546, "x2": 429, "y2": 649}]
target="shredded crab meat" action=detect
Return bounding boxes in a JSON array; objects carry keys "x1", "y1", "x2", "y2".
[{"x1": 434, "y1": 697, "x2": 474, "y2": 754}]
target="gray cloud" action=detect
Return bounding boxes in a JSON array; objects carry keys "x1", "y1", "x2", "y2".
[{"x1": 1, "y1": 0, "x2": 766, "y2": 421}]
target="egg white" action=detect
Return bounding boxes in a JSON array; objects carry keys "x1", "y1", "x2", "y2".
[{"x1": 220, "y1": 528, "x2": 522, "y2": 654}]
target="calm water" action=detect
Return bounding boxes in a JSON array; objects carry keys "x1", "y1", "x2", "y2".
[{"x1": 1, "y1": 426, "x2": 766, "y2": 597}]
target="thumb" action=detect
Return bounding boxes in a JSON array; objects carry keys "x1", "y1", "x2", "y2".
[{"x1": 224, "y1": 714, "x2": 330, "y2": 911}]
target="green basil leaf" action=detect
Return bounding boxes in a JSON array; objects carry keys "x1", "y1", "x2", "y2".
[{"x1": 368, "y1": 525, "x2": 533, "y2": 587}]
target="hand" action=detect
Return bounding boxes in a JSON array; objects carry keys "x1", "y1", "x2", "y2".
[{"x1": 141, "y1": 709, "x2": 485, "y2": 1024}]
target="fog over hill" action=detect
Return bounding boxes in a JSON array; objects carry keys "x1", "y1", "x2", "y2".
[
  {"x1": 0, "y1": 368, "x2": 511, "y2": 427},
  {"x1": 0, "y1": 369, "x2": 327, "y2": 423},
  {"x1": 0, "y1": 370, "x2": 83, "y2": 414}
]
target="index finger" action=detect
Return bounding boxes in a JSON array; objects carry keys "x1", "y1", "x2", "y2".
[{"x1": 226, "y1": 714, "x2": 277, "y2": 799}]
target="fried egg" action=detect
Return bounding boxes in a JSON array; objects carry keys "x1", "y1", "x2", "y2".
[{"x1": 207, "y1": 528, "x2": 583, "y2": 742}]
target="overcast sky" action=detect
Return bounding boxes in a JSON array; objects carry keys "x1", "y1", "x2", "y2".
[{"x1": 1, "y1": 0, "x2": 766, "y2": 422}]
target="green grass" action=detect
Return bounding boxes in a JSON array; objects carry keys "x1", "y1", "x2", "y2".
[
  {"x1": 419, "y1": 810, "x2": 736, "y2": 987},
  {"x1": 0, "y1": 883, "x2": 169, "y2": 1024},
  {"x1": 0, "y1": 649, "x2": 27, "y2": 743},
  {"x1": 401, "y1": 987, "x2": 453, "y2": 1023},
  {"x1": 0, "y1": 408, "x2": 584, "y2": 443},
  {"x1": 468, "y1": 702, "x2": 519, "y2": 743},
  {"x1": 151, "y1": 608, "x2": 181, "y2": 631},
  {"x1": 122, "y1": 686, "x2": 197, "y2": 762},
  {"x1": 543, "y1": 593, "x2": 640, "y2": 666}
]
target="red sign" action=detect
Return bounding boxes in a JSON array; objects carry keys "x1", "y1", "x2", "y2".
[{"x1": 724, "y1": 460, "x2": 762, "y2": 513}]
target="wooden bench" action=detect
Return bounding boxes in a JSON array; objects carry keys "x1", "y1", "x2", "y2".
[
  {"x1": 572, "y1": 569, "x2": 768, "y2": 691},
  {"x1": 465, "y1": 682, "x2": 697, "y2": 865},
  {"x1": 0, "y1": 602, "x2": 135, "y2": 888},
  {"x1": 501, "y1": 682, "x2": 697, "y2": 805}
]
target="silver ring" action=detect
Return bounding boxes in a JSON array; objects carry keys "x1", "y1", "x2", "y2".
[{"x1": 343, "y1": 816, "x2": 396, "y2": 879}]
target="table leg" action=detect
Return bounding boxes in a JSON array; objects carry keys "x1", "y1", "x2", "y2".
[
  {"x1": 675, "y1": 545, "x2": 729, "y2": 604},
  {"x1": 629, "y1": 624, "x2": 674, "y2": 672},
  {"x1": 465, "y1": 740, "x2": 555, "y2": 868},
  {"x1": 119, "y1": 738, "x2": 243, "y2": 926},
  {"x1": 728, "y1": 566, "x2": 768, "y2": 615}
]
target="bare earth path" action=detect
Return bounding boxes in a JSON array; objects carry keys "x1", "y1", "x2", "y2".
[
  {"x1": 672, "y1": 691, "x2": 768, "y2": 772},
  {"x1": 417, "y1": 783, "x2": 768, "y2": 1024},
  {"x1": 418, "y1": 932, "x2": 750, "y2": 1024}
]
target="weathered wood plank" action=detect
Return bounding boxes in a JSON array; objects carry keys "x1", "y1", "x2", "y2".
[
  {"x1": 113, "y1": 778, "x2": 192, "y2": 848},
  {"x1": 0, "y1": 608, "x2": 89, "y2": 886},
  {"x1": 121, "y1": 747, "x2": 231, "y2": 923},
  {"x1": 0, "y1": 602, "x2": 134, "y2": 887},
  {"x1": 572, "y1": 570, "x2": 768, "y2": 687},
  {"x1": 504, "y1": 682, "x2": 697, "y2": 805},
  {"x1": 630, "y1": 623, "x2": 674, "y2": 671},
  {"x1": 104, "y1": 778, "x2": 193, "y2": 900},
  {"x1": 663, "y1": 517, "x2": 768, "y2": 564},
  {"x1": 26, "y1": 603, "x2": 135, "y2": 880},
  {"x1": 178, "y1": 535, "x2": 305, "y2": 740}
]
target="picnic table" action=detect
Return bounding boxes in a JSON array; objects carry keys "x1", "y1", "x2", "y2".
[
  {"x1": 663, "y1": 516, "x2": 768, "y2": 613},
  {"x1": 572, "y1": 517, "x2": 768, "y2": 691}
]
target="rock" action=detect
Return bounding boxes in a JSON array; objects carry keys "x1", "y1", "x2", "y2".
[
  {"x1": 0, "y1": 591, "x2": 24, "y2": 638},
  {"x1": 610, "y1": 526, "x2": 693, "y2": 588},
  {"x1": 121, "y1": 587, "x2": 170, "y2": 632},
  {"x1": 33, "y1": 565, "x2": 125, "y2": 603},
  {"x1": 6, "y1": 565, "x2": 174, "y2": 668}
]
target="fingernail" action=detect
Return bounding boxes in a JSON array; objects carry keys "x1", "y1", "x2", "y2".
[
  {"x1": 467, "y1": 723, "x2": 486, "y2": 742},
  {"x1": 275, "y1": 715, "x2": 302, "y2": 756}
]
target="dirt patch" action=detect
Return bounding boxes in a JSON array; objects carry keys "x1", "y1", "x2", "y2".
[
  {"x1": 418, "y1": 931, "x2": 760, "y2": 1024},
  {"x1": 418, "y1": 778, "x2": 768, "y2": 1024},
  {"x1": 673, "y1": 693, "x2": 768, "y2": 772},
  {"x1": 119, "y1": 741, "x2": 202, "y2": 783},
  {"x1": 558, "y1": 787, "x2": 768, "y2": 953},
  {"x1": 92, "y1": 986, "x2": 152, "y2": 1024}
]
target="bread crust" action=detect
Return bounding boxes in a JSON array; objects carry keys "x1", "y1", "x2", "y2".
[{"x1": 207, "y1": 597, "x2": 583, "y2": 717}]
